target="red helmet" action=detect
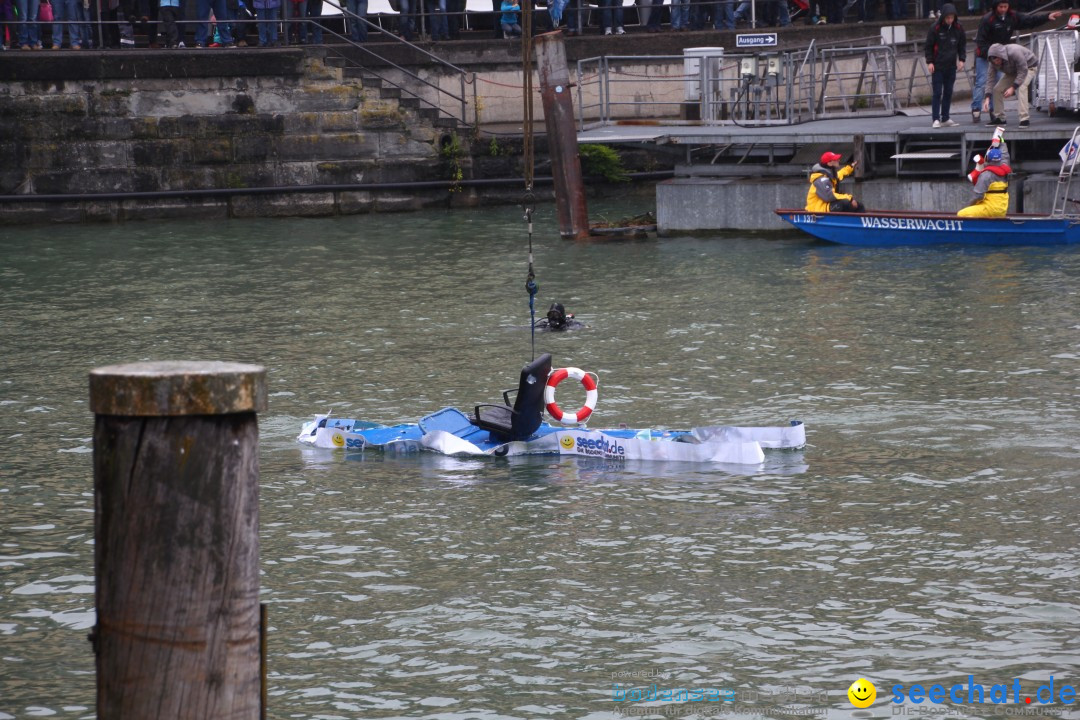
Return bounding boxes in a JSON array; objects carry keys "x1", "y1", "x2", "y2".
[{"x1": 820, "y1": 151, "x2": 843, "y2": 164}]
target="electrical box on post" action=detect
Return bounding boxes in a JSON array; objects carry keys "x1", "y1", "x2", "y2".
[{"x1": 739, "y1": 56, "x2": 758, "y2": 78}]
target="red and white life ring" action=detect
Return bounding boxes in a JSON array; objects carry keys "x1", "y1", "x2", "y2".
[{"x1": 545, "y1": 367, "x2": 598, "y2": 424}]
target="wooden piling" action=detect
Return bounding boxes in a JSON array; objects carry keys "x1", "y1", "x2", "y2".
[
  {"x1": 535, "y1": 31, "x2": 591, "y2": 240},
  {"x1": 89, "y1": 361, "x2": 267, "y2": 720}
]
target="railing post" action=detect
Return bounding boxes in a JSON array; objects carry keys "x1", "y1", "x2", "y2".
[{"x1": 89, "y1": 361, "x2": 267, "y2": 720}]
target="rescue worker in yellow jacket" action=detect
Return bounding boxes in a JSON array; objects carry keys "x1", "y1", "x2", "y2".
[
  {"x1": 958, "y1": 142, "x2": 1011, "y2": 217},
  {"x1": 805, "y1": 151, "x2": 866, "y2": 213}
]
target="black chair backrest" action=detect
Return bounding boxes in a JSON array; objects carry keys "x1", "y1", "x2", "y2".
[{"x1": 510, "y1": 352, "x2": 552, "y2": 440}]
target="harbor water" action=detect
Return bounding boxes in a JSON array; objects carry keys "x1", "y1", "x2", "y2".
[{"x1": 2, "y1": 202, "x2": 1079, "y2": 719}]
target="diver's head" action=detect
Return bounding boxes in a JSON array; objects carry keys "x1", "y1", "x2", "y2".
[
  {"x1": 547, "y1": 302, "x2": 567, "y2": 330},
  {"x1": 986, "y1": 147, "x2": 1003, "y2": 164}
]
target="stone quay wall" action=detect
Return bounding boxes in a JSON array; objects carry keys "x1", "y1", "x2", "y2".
[{"x1": 0, "y1": 49, "x2": 512, "y2": 224}]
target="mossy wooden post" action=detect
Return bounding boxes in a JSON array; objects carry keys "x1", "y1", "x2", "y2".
[{"x1": 89, "y1": 361, "x2": 267, "y2": 720}]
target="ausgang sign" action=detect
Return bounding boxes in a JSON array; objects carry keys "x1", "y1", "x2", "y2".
[{"x1": 736, "y1": 33, "x2": 778, "y2": 48}]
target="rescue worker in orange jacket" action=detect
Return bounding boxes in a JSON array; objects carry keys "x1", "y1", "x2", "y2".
[{"x1": 805, "y1": 151, "x2": 866, "y2": 213}]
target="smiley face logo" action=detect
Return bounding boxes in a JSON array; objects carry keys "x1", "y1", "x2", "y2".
[
  {"x1": 331, "y1": 432, "x2": 345, "y2": 448},
  {"x1": 847, "y1": 678, "x2": 876, "y2": 708},
  {"x1": 559, "y1": 435, "x2": 575, "y2": 450}
]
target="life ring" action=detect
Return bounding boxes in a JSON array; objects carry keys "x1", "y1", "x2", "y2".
[{"x1": 545, "y1": 367, "x2": 598, "y2": 424}]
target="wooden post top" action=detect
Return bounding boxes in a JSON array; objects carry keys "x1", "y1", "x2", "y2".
[{"x1": 90, "y1": 361, "x2": 267, "y2": 417}]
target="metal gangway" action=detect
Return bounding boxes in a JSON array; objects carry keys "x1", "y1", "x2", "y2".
[
  {"x1": 1034, "y1": 28, "x2": 1080, "y2": 116},
  {"x1": 575, "y1": 38, "x2": 897, "y2": 129}
]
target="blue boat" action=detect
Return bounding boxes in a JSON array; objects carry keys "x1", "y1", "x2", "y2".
[
  {"x1": 298, "y1": 353, "x2": 806, "y2": 466},
  {"x1": 775, "y1": 209, "x2": 1080, "y2": 247}
]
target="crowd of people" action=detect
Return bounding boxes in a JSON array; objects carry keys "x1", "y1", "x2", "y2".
[
  {"x1": 0, "y1": 0, "x2": 369, "y2": 48},
  {"x1": 0, "y1": 0, "x2": 1061, "y2": 49}
]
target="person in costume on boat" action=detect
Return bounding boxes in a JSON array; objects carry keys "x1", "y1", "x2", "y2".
[
  {"x1": 806, "y1": 151, "x2": 867, "y2": 213},
  {"x1": 958, "y1": 140, "x2": 1011, "y2": 217},
  {"x1": 535, "y1": 302, "x2": 583, "y2": 331}
]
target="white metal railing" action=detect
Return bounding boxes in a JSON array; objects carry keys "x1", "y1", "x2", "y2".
[
  {"x1": 1034, "y1": 29, "x2": 1080, "y2": 114},
  {"x1": 576, "y1": 41, "x2": 897, "y2": 127}
]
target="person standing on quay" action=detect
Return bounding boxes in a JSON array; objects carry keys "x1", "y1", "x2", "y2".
[
  {"x1": 982, "y1": 41, "x2": 1038, "y2": 127},
  {"x1": 925, "y1": 3, "x2": 965, "y2": 128},
  {"x1": 971, "y1": 0, "x2": 1060, "y2": 122}
]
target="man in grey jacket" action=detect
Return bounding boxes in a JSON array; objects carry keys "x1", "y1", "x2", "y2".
[{"x1": 982, "y1": 42, "x2": 1039, "y2": 128}]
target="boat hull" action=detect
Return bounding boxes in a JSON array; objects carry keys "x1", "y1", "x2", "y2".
[
  {"x1": 775, "y1": 209, "x2": 1080, "y2": 247},
  {"x1": 297, "y1": 408, "x2": 806, "y2": 466}
]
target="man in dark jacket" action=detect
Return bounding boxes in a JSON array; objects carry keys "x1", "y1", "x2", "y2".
[
  {"x1": 925, "y1": 3, "x2": 966, "y2": 127},
  {"x1": 970, "y1": 0, "x2": 1061, "y2": 122}
]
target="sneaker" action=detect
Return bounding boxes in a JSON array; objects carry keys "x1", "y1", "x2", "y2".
[
  {"x1": 20, "y1": 44, "x2": 31, "y2": 50},
  {"x1": 615, "y1": 26, "x2": 625, "y2": 33},
  {"x1": 177, "y1": 41, "x2": 186, "y2": 47},
  {"x1": 237, "y1": 39, "x2": 248, "y2": 46},
  {"x1": 932, "y1": 119, "x2": 941, "y2": 128},
  {"x1": 941, "y1": 118, "x2": 958, "y2": 127},
  {"x1": 1018, "y1": 119, "x2": 1029, "y2": 128},
  {"x1": 971, "y1": 109, "x2": 980, "y2": 123},
  {"x1": 985, "y1": 116, "x2": 1005, "y2": 126},
  {"x1": 51, "y1": 44, "x2": 60, "y2": 50},
  {"x1": 70, "y1": 44, "x2": 82, "y2": 49},
  {"x1": 604, "y1": 27, "x2": 612, "y2": 34}
]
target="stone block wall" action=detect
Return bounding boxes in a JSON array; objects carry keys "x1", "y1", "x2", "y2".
[{"x1": 0, "y1": 51, "x2": 471, "y2": 223}]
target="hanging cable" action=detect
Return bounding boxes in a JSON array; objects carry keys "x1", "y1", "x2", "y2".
[
  {"x1": 521, "y1": 0, "x2": 537, "y2": 359},
  {"x1": 524, "y1": 198, "x2": 537, "y2": 359}
]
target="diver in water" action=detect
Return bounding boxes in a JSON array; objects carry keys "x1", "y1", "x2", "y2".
[{"x1": 535, "y1": 302, "x2": 583, "y2": 331}]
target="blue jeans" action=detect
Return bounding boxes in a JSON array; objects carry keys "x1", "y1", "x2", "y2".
[
  {"x1": 195, "y1": 0, "x2": 233, "y2": 43},
  {"x1": 257, "y1": 4, "x2": 279, "y2": 44},
  {"x1": 16, "y1": 0, "x2": 40, "y2": 45},
  {"x1": 714, "y1": 0, "x2": 734, "y2": 28},
  {"x1": 306, "y1": 0, "x2": 322, "y2": 42},
  {"x1": 52, "y1": 0, "x2": 82, "y2": 45},
  {"x1": 397, "y1": 0, "x2": 414, "y2": 38},
  {"x1": 345, "y1": 0, "x2": 367, "y2": 39},
  {"x1": 972, "y1": 56, "x2": 1002, "y2": 114},
  {"x1": 931, "y1": 65, "x2": 956, "y2": 121},
  {"x1": 562, "y1": 0, "x2": 583, "y2": 28},
  {"x1": 425, "y1": 0, "x2": 446, "y2": 38},
  {"x1": 669, "y1": 0, "x2": 688, "y2": 27},
  {"x1": 599, "y1": 0, "x2": 622, "y2": 29}
]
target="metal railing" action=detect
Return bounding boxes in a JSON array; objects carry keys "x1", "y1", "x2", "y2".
[
  {"x1": 320, "y1": 0, "x2": 478, "y2": 127},
  {"x1": 576, "y1": 40, "x2": 897, "y2": 127}
]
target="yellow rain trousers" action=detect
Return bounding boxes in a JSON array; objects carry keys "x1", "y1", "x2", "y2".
[{"x1": 957, "y1": 181, "x2": 1009, "y2": 218}]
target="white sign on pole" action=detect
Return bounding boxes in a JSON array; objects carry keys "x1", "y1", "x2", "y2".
[{"x1": 735, "y1": 33, "x2": 777, "y2": 48}]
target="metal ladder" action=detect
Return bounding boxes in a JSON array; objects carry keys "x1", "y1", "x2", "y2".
[{"x1": 1051, "y1": 125, "x2": 1080, "y2": 218}]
